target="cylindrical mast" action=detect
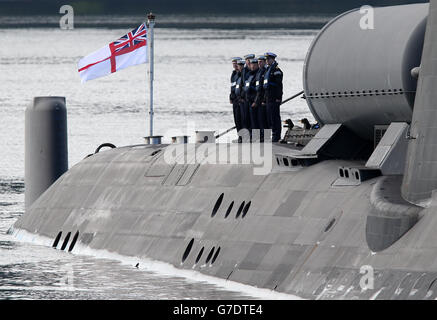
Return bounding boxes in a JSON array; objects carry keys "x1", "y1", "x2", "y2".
[
  {"x1": 147, "y1": 13, "x2": 155, "y2": 137},
  {"x1": 25, "y1": 97, "x2": 68, "y2": 209}
]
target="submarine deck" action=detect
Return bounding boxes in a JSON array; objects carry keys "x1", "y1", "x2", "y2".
[{"x1": 13, "y1": 143, "x2": 437, "y2": 299}]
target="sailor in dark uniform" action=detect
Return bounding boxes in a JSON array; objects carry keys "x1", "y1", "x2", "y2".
[
  {"x1": 240, "y1": 54, "x2": 255, "y2": 131},
  {"x1": 230, "y1": 57, "x2": 242, "y2": 134},
  {"x1": 263, "y1": 52, "x2": 283, "y2": 142},
  {"x1": 242, "y1": 54, "x2": 255, "y2": 83},
  {"x1": 244, "y1": 59, "x2": 259, "y2": 132},
  {"x1": 254, "y1": 55, "x2": 268, "y2": 141},
  {"x1": 234, "y1": 59, "x2": 246, "y2": 140},
  {"x1": 241, "y1": 54, "x2": 255, "y2": 131}
]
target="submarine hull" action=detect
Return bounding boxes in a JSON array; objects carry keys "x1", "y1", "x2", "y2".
[
  {"x1": 12, "y1": 143, "x2": 437, "y2": 299},
  {"x1": 14, "y1": 1, "x2": 437, "y2": 299}
]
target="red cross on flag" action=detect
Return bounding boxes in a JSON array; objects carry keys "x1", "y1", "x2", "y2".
[{"x1": 78, "y1": 23, "x2": 148, "y2": 83}]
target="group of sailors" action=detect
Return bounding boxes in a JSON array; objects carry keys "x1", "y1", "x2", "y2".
[{"x1": 230, "y1": 52, "x2": 284, "y2": 142}]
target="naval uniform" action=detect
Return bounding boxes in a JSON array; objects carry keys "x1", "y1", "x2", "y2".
[
  {"x1": 241, "y1": 54, "x2": 254, "y2": 82},
  {"x1": 230, "y1": 69, "x2": 242, "y2": 133},
  {"x1": 263, "y1": 61, "x2": 283, "y2": 142},
  {"x1": 241, "y1": 65, "x2": 250, "y2": 83},
  {"x1": 240, "y1": 65, "x2": 251, "y2": 131},
  {"x1": 244, "y1": 69, "x2": 259, "y2": 130},
  {"x1": 254, "y1": 65, "x2": 268, "y2": 134},
  {"x1": 234, "y1": 72, "x2": 248, "y2": 134}
]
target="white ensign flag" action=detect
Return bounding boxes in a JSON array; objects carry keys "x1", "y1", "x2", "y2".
[{"x1": 78, "y1": 23, "x2": 148, "y2": 83}]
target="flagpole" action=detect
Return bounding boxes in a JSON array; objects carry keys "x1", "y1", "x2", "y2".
[{"x1": 147, "y1": 13, "x2": 155, "y2": 138}]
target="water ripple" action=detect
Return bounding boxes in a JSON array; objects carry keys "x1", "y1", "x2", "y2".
[{"x1": 0, "y1": 180, "x2": 24, "y2": 195}]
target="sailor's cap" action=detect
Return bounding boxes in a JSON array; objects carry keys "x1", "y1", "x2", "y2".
[
  {"x1": 244, "y1": 54, "x2": 255, "y2": 60},
  {"x1": 257, "y1": 55, "x2": 266, "y2": 61},
  {"x1": 236, "y1": 59, "x2": 245, "y2": 65},
  {"x1": 264, "y1": 52, "x2": 277, "y2": 58},
  {"x1": 250, "y1": 59, "x2": 258, "y2": 64},
  {"x1": 232, "y1": 57, "x2": 242, "y2": 62}
]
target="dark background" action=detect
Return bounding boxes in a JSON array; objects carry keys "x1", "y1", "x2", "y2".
[{"x1": 0, "y1": 0, "x2": 429, "y2": 15}]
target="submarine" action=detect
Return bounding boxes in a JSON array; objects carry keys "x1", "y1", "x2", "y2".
[{"x1": 11, "y1": 1, "x2": 437, "y2": 299}]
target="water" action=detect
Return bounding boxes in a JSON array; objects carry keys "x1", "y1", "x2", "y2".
[
  {"x1": 0, "y1": 20, "x2": 315, "y2": 299},
  {"x1": 0, "y1": 14, "x2": 333, "y2": 29}
]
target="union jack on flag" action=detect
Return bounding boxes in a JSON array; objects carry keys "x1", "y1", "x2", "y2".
[
  {"x1": 78, "y1": 23, "x2": 148, "y2": 83},
  {"x1": 111, "y1": 23, "x2": 147, "y2": 55}
]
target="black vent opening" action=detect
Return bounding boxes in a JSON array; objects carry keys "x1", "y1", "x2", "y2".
[
  {"x1": 225, "y1": 201, "x2": 234, "y2": 218},
  {"x1": 52, "y1": 231, "x2": 62, "y2": 248},
  {"x1": 236, "y1": 201, "x2": 245, "y2": 218},
  {"x1": 211, "y1": 193, "x2": 224, "y2": 217},
  {"x1": 182, "y1": 238, "x2": 195, "y2": 263},
  {"x1": 60, "y1": 232, "x2": 71, "y2": 251},
  {"x1": 211, "y1": 247, "x2": 221, "y2": 264},
  {"x1": 242, "y1": 201, "x2": 251, "y2": 218},
  {"x1": 195, "y1": 247, "x2": 204, "y2": 264},
  {"x1": 205, "y1": 247, "x2": 215, "y2": 264},
  {"x1": 68, "y1": 231, "x2": 80, "y2": 252}
]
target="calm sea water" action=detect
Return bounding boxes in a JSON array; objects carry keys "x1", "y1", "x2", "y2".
[{"x1": 0, "y1": 18, "x2": 316, "y2": 299}]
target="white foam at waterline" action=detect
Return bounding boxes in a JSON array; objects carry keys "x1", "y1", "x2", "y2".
[
  {"x1": 0, "y1": 285, "x2": 90, "y2": 292},
  {"x1": 13, "y1": 228, "x2": 303, "y2": 300}
]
